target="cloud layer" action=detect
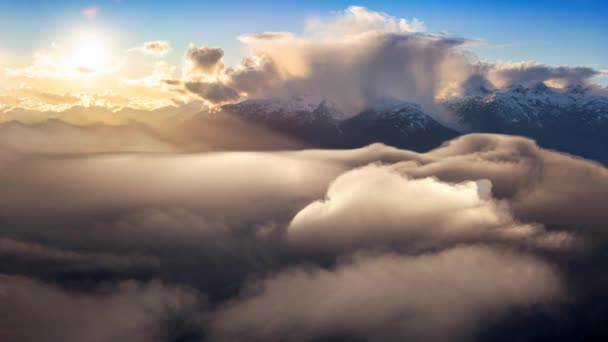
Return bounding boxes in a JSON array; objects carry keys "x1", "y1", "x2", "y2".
[
  {"x1": 1, "y1": 125, "x2": 607, "y2": 341},
  {"x1": 213, "y1": 246, "x2": 561, "y2": 341}
]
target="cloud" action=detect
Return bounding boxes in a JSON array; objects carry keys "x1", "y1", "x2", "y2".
[
  {"x1": 408, "y1": 134, "x2": 608, "y2": 238},
  {"x1": 4, "y1": 51, "x2": 65, "y2": 79},
  {"x1": 169, "y1": 6, "x2": 470, "y2": 111},
  {"x1": 0, "y1": 104, "x2": 305, "y2": 153},
  {"x1": 120, "y1": 61, "x2": 177, "y2": 87},
  {"x1": 184, "y1": 45, "x2": 225, "y2": 76},
  {"x1": 0, "y1": 119, "x2": 181, "y2": 153},
  {"x1": 212, "y1": 246, "x2": 562, "y2": 341},
  {"x1": 0, "y1": 87, "x2": 147, "y2": 112},
  {"x1": 9, "y1": 87, "x2": 80, "y2": 106},
  {"x1": 487, "y1": 61, "x2": 602, "y2": 88},
  {"x1": 0, "y1": 131, "x2": 606, "y2": 339},
  {"x1": 0, "y1": 237, "x2": 159, "y2": 276},
  {"x1": 229, "y1": 32, "x2": 470, "y2": 114},
  {"x1": 130, "y1": 40, "x2": 171, "y2": 57},
  {"x1": 184, "y1": 81, "x2": 240, "y2": 104},
  {"x1": 0, "y1": 275, "x2": 204, "y2": 342},
  {"x1": 177, "y1": 45, "x2": 239, "y2": 104},
  {"x1": 0, "y1": 95, "x2": 21, "y2": 108},
  {"x1": 4, "y1": 49, "x2": 123, "y2": 79},
  {"x1": 288, "y1": 164, "x2": 574, "y2": 255},
  {"x1": 0, "y1": 132, "x2": 604, "y2": 240},
  {"x1": 238, "y1": 32, "x2": 295, "y2": 43},
  {"x1": 304, "y1": 5, "x2": 426, "y2": 40},
  {"x1": 168, "y1": 6, "x2": 605, "y2": 114}
]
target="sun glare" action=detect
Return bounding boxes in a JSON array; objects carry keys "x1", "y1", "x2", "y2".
[{"x1": 64, "y1": 31, "x2": 114, "y2": 76}]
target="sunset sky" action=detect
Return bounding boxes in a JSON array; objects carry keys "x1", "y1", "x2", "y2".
[
  {"x1": 2, "y1": 2, "x2": 608, "y2": 341},
  {"x1": 1, "y1": 0, "x2": 606, "y2": 112}
]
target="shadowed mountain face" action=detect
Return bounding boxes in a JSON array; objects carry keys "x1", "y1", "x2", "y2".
[
  {"x1": 222, "y1": 97, "x2": 459, "y2": 152},
  {"x1": 445, "y1": 83, "x2": 608, "y2": 163}
]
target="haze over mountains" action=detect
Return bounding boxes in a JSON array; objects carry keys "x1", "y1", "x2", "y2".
[{"x1": 3, "y1": 81, "x2": 607, "y2": 163}]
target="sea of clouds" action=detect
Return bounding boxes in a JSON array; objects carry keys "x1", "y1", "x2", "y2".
[{"x1": 1, "y1": 124, "x2": 607, "y2": 341}]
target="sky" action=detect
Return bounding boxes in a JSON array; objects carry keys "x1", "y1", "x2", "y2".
[
  {"x1": 1, "y1": 0, "x2": 606, "y2": 66},
  {"x1": 0, "y1": 0, "x2": 606, "y2": 112}
]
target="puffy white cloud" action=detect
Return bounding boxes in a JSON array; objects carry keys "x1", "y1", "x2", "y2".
[
  {"x1": 288, "y1": 164, "x2": 573, "y2": 255},
  {"x1": 304, "y1": 5, "x2": 426, "y2": 40}
]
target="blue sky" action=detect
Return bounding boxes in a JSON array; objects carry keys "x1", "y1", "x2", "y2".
[{"x1": 1, "y1": 0, "x2": 606, "y2": 72}]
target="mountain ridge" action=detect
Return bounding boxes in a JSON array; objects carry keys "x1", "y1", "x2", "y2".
[{"x1": 220, "y1": 84, "x2": 608, "y2": 162}]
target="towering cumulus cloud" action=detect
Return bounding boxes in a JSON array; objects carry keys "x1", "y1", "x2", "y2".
[
  {"x1": 162, "y1": 5, "x2": 606, "y2": 119},
  {"x1": 174, "y1": 6, "x2": 471, "y2": 114},
  {"x1": 1, "y1": 128, "x2": 608, "y2": 341}
]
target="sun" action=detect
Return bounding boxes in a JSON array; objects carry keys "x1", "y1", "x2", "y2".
[{"x1": 64, "y1": 32, "x2": 114, "y2": 76}]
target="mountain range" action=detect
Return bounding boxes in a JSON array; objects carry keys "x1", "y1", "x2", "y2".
[
  {"x1": 222, "y1": 96, "x2": 459, "y2": 152},
  {"x1": 221, "y1": 84, "x2": 608, "y2": 163}
]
